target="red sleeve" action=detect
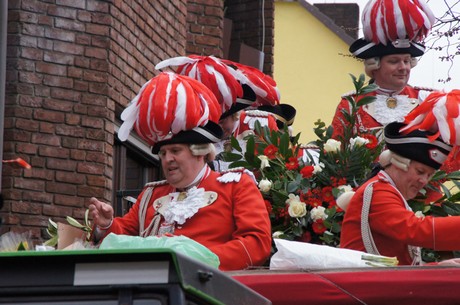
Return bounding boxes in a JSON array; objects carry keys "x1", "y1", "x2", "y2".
[
  {"x1": 208, "y1": 174, "x2": 272, "y2": 270},
  {"x1": 101, "y1": 187, "x2": 153, "y2": 237},
  {"x1": 369, "y1": 183, "x2": 460, "y2": 251},
  {"x1": 268, "y1": 115, "x2": 279, "y2": 131},
  {"x1": 440, "y1": 146, "x2": 460, "y2": 173},
  {"x1": 331, "y1": 97, "x2": 351, "y2": 139}
]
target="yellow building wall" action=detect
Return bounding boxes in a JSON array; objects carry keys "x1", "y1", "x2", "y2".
[{"x1": 274, "y1": 1, "x2": 363, "y2": 143}]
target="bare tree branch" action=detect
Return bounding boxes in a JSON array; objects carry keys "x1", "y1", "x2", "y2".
[{"x1": 424, "y1": 0, "x2": 460, "y2": 84}]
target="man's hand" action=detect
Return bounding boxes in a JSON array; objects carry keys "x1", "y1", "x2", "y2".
[{"x1": 88, "y1": 197, "x2": 114, "y2": 229}]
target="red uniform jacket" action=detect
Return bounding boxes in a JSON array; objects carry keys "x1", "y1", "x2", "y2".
[
  {"x1": 341, "y1": 172, "x2": 460, "y2": 265},
  {"x1": 103, "y1": 170, "x2": 272, "y2": 271},
  {"x1": 331, "y1": 86, "x2": 459, "y2": 172},
  {"x1": 331, "y1": 86, "x2": 422, "y2": 139},
  {"x1": 234, "y1": 109, "x2": 279, "y2": 139}
]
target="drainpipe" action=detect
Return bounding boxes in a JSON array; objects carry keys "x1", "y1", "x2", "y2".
[{"x1": 0, "y1": 1, "x2": 7, "y2": 206}]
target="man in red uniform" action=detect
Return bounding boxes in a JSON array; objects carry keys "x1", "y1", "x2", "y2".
[
  {"x1": 340, "y1": 122, "x2": 460, "y2": 265},
  {"x1": 331, "y1": 0, "x2": 435, "y2": 140},
  {"x1": 89, "y1": 72, "x2": 272, "y2": 271}
]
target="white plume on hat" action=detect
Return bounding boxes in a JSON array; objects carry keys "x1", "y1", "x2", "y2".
[{"x1": 362, "y1": 0, "x2": 435, "y2": 45}]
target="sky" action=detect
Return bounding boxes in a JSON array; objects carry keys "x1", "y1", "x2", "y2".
[{"x1": 310, "y1": 0, "x2": 460, "y2": 91}]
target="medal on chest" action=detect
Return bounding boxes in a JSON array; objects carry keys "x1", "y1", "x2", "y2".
[{"x1": 386, "y1": 97, "x2": 398, "y2": 109}]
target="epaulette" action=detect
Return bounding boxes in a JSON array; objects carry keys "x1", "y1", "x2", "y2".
[
  {"x1": 299, "y1": 143, "x2": 319, "y2": 150},
  {"x1": 144, "y1": 180, "x2": 168, "y2": 187},
  {"x1": 219, "y1": 167, "x2": 246, "y2": 174},
  {"x1": 341, "y1": 90, "x2": 357, "y2": 98},
  {"x1": 413, "y1": 86, "x2": 437, "y2": 92},
  {"x1": 217, "y1": 167, "x2": 258, "y2": 185},
  {"x1": 244, "y1": 109, "x2": 274, "y2": 118}
]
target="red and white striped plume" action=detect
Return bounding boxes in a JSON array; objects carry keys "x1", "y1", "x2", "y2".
[
  {"x1": 401, "y1": 90, "x2": 460, "y2": 145},
  {"x1": 155, "y1": 55, "x2": 247, "y2": 114},
  {"x1": 362, "y1": 0, "x2": 435, "y2": 45},
  {"x1": 222, "y1": 59, "x2": 280, "y2": 106},
  {"x1": 118, "y1": 72, "x2": 222, "y2": 146}
]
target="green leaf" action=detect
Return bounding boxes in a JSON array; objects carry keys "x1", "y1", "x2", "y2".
[
  {"x1": 44, "y1": 235, "x2": 58, "y2": 247},
  {"x1": 446, "y1": 171, "x2": 460, "y2": 180},
  {"x1": 221, "y1": 152, "x2": 243, "y2": 162},
  {"x1": 85, "y1": 209, "x2": 90, "y2": 227},
  {"x1": 441, "y1": 201, "x2": 460, "y2": 216},
  {"x1": 356, "y1": 95, "x2": 376, "y2": 107},
  {"x1": 229, "y1": 160, "x2": 252, "y2": 169},
  {"x1": 360, "y1": 83, "x2": 378, "y2": 94},
  {"x1": 245, "y1": 136, "x2": 255, "y2": 162},
  {"x1": 66, "y1": 216, "x2": 85, "y2": 229},
  {"x1": 279, "y1": 132, "x2": 290, "y2": 158},
  {"x1": 230, "y1": 136, "x2": 242, "y2": 152},
  {"x1": 17, "y1": 241, "x2": 28, "y2": 251}
]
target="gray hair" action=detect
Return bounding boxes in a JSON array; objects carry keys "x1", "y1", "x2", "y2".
[
  {"x1": 189, "y1": 143, "x2": 216, "y2": 162},
  {"x1": 364, "y1": 56, "x2": 418, "y2": 78},
  {"x1": 379, "y1": 149, "x2": 411, "y2": 172}
]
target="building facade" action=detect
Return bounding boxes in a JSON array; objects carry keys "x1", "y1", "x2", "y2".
[{"x1": 0, "y1": 0, "x2": 275, "y2": 241}]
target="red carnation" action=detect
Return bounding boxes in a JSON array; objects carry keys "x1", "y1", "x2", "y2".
[
  {"x1": 300, "y1": 165, "x2": 314, "y2": 178},
  {"x1": 312, "y1": 219, "x2": 327, "y2": 234},
  {"x1": 264, "y1": 199, "x2": 273, "y2": 214},
  {"x1": 362, "y1": 134, "x2": 378, "y2": 149},
  {"x1": 285, "y1": 157, "x2": 299, "y2": 170},
  {"x1": 321, "y1": 186, "x2": 334, "y2": 203},
  {"x1": 264, "y1": 144, "x2": 278, "y2": 159},
  {"x1": 308, "y1": 197, "x2": 322, "y2": 208}
]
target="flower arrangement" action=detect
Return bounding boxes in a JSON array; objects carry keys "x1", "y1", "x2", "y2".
[
  {"x1": 225, "y1": 74, "x2": 460, "y2": 259},
  {"x1": 225, "y1": 74, "x2": 384, "y2": 247}
]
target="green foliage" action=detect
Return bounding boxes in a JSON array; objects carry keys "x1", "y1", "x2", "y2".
[
  {"x1": 44, "y1": 209, "x2": 93, "y2": 247},
  {"x1": 226, "y1": 74, "x2": 383, "y2": 247}
]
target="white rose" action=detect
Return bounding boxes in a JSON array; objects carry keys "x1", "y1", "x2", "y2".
[
  {"x1": 415, "y1": 211, "x2": 425, "y2": 219},
  {"x1": 272, "y1": 231, "x2": 284, "y2": 239},
  {"x1": 288, "y1": 201, "x2": 307, "y2": 218},
  {"x1": 258, "y1": 179, "x2": 272, "y2": 193},
  {"x1": 258, "y1": 155, "x2": 270, "y2": 169},
  {"x1": 350, "y1": 136, "x2": 369, "y2": 148},
  {"x1": 310, "y1": 206, "x2": 328, "y2": 221},
  {"x1": 286, "y1": 194, "x2": 306, "y2": 218},
  {"x1": 285, "y1": 193, "x2": 300, "y2": 205},
  {"x1": 324, "y1": 139, "x2": 341, "y2": 153},
  {"x1": 313, "y1": 162, "x2": 325, "y2": 174},
  {"x1": 337, "y1": 184, "x2": 353, "y2": 193}
]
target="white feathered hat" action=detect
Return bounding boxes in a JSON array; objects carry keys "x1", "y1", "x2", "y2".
[
  {"x1": 350, "y1": 0, "x2": 435, "y2": 59},
  {"x1": 118, "y1": 72, "x2": 223, "y2": 153}
]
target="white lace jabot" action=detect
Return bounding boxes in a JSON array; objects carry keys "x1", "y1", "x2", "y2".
[{"x1": 363, "y1": 94, "x2": 419, "y2": 125}]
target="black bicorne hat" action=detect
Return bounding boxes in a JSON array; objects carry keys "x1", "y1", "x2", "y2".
[
  {"x1": 350, "y1": 0, "x2": 434, "y2": 60},
  {"x1": 349, "y1": 38, "x2": 425, "y2": 59},
  {"x1": 219, "y1": 84, "x2": 256, "y2": 120},
  {"x1": 257, "y1": 104, "x2": 297, "y2": 129},
  {"x1": 384, "y1": 122, "x2": 452, "y2": 170},
  {"x1": 151, "y1": 121, "x2": 223, "y2": 154}
]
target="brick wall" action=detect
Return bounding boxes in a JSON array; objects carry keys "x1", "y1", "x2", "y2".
[
  {"x1": 225, "y1": 0, "x2": 274, "y2": 75},
  {"x1": 110, "y1": 0, "x2": 187, "y2": 109},
  {"x1": 186, "y1": 0, "x2": 224, "y2": 58},
  {"x1": 183, "y1": 0, "x2": 275, "y2": 75},
  {"x1": 2, "y1": 0, "x2": 187, "y2": 240},
  {"x1": 1, "y1": 0, "x2": 273, "y2": 242}
]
